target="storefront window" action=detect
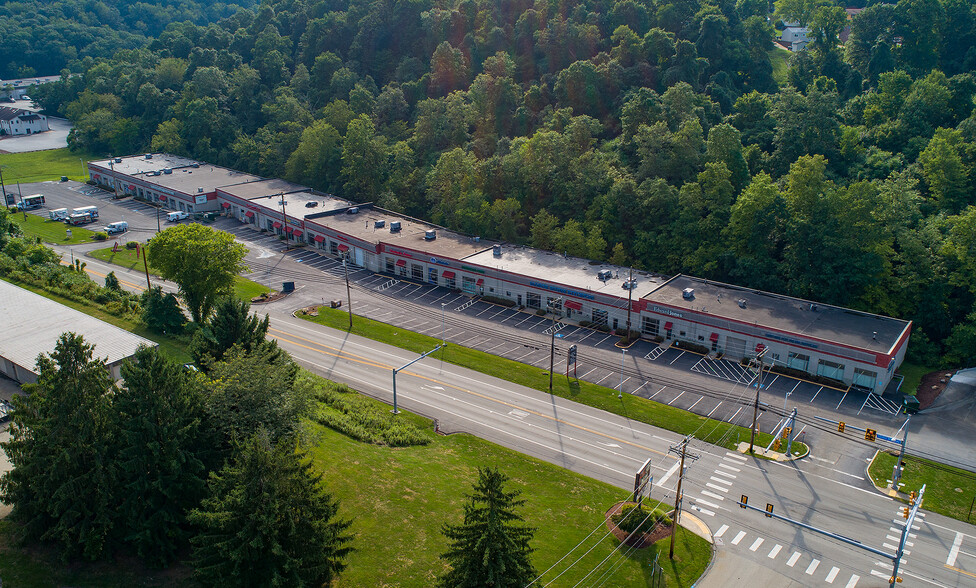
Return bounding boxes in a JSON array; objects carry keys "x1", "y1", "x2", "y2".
[
  {"x1": 817, "y1": 359, "x2": 845, "y2": 381},
  {"x1": 592, "y1": 309, "x2": 608, "y2": 327},
  {"x1": 641, "y1": 316, "x2": 660, "y2": 336},
  {"x1": 411, "y1": 264, "x2": 424, "y2": 281},
  {"x1": 787, "y1": 352, "x2": 810, "y2": 372},
  {"x1": 462, "y1": 276, "x2": 476, "y2": 294},
  {"x1": 526, "y1": 292, "x2": 541, "y2": 309}
]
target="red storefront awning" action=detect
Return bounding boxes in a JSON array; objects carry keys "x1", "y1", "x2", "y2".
[
  {"x1": 292, "y1": 230, "x2": 302, "y2": 238},
  {"x1": 441, "y1": 271, "x2": 455, "y2": 279},
  {"x1": 221, "y1": 202, "x2": 230, "y2": 208},
  {"x1": 476, "y1": 278, "x2": 484, "y2": 286},
  {"x1": 158, "y1": 195, "x2": 167, "y2": 201},
  {"x1": 314, "y1": 234, "x2": 325, "y2": 243},
  {"x1": 396, "y1": 259, "x2": 406, "y2": 267},
  {"x1": 709, "y1": 332, "x2": 719, "y2": 342},
  {"x1": 272, "y1": 221, "x2": 282, "y2": 229},
  {"x1": 285, "y1": 226, "x2": 294, "y2": 234},
  {"x1": 337, "y1": 244, "x2": 349, "y2": 252},
  {"x1": 244, "y1": 210, "x2": 254, "y2": 218},
  {"x1": 664, "y1": 321, "x2": 673, "y2": 330},
  {"x1": 565, "y1": 300, "x2": 582, "y2": 311}
]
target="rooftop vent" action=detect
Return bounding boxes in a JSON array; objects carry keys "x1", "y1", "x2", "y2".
[
  {"x1": 682, "y1": 288, "x2": 695, "y2": 300},
  {"x1": 114, "y1": 157, "x2": 122, "y2": 163},
  {"x1": 737, "y1": 298, "x2": 747, "y2": 308},
  {"x1": 162, "y1": 168, "x2": 172, "y2": 174},
  {"x1": 191, "y1": 163, "x2": 200, "y2": 168},
  {"x1": 144, "y1": 154, "x2": 152, "y2": 160},
  {"x1": 390, "y1": 221, "x2": 401, "y2": 232},
  {"x1": 424, "y1": 230, "x2": 437, "y2": 241},
  {"x1": 598, "y1": 269, "x2": 613, "y2": 281},
  {"x1": 872, "y1": 331, "x2": 878, "y2": 341},
  {"x1": 810, "y1": 303, "x2": 818, "y2": 311},
  {"x1": 492, "y1": 244, "x2": 502, "y2": 257},
  {"x1": 374, "y1": 220, "x2": 385, "y2": 228},
  {"x1": 197, "y1": 187, "x2": 204, "y2": 193},
  {"x1": 346, "y1": 207, "x2": 359, "y2": 214}
]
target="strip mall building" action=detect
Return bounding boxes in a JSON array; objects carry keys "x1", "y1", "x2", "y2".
[{"x1": 89, "y1": 155, "x2": 912, "y2": 394}]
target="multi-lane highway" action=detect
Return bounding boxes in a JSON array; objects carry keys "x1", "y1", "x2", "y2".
[{"x1": 21, "y1": 180, "x2": 976, "y2": 587}]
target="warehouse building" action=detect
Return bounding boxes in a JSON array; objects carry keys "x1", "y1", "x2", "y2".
[
  {"x1": 0, "y1": 281, "x2": 156, "y2": 384},
  {"x1": 89, "y1": 155, "x2": 913, "y2": 393}
]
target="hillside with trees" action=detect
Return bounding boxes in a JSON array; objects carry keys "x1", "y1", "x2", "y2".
[{"x1": 31, "y1": 0, "x2": 976, "y2": 365}]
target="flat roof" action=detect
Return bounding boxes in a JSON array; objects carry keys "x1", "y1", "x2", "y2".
[
  {"x1": 225, "y1": 181, "x2": 352, "y2": 216},
  {"x1": 90, "y1": 153, "x2": 198, "y2": 176},
  {"x1": 219, "y1": 178, "x2": 313, "y2": 201},
  {"x1": 644, "y1": 275, "x2": 911, "y2": 352},
  {"x1": 142, "y1": 164, "x2": 260, "y2": 195},
  {"x1": 317, "y1": 207, "x2": 494, "y2": 258},
  {"x1": 464, "y1": 245, "x2": 668, "y2": 299},
  {"x1": 0, "y1": 281, "x2": 156, "y2": 373}
]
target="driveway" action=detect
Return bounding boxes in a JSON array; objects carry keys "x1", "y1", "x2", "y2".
[{"x1": 0, "y1": 116, "x2": 71, "y2": 153}]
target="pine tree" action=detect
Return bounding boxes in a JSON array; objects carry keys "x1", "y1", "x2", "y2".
[
  {"x1": 189, "y1": 296, "x2": 276, "y2": 368},
  {"x1": 439, "y1": 467, "x2": 537, "y2": 588},
  {"x1": 0, "y1": 333, "x2": 118, "y2": 560},
  {"x1": 188, "y1": 431, "x2": 353, "y2": 587},
  {"x1": 115, "y1": 345, "x2": 209, "y2": 566},
  {"x1": 139, "y1": 286, "x2": 186, "y2": 335}
]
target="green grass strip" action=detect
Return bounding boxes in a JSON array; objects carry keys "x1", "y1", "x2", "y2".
[
  {"x1": 0, "y1": 147, "x2": 98, "y2": 183},
  {"x1": 869, "y1": 451, "x2": 976, "y2": 523},
  {"x1": 301, "y1": 306, "x2": 801, "y2": 452},
  {"x1": 10, "y1": 213, "x2": 96, "y2": 245},
  {"x1": 895, "y1": 362, "x2": 938, "y2": 397}
]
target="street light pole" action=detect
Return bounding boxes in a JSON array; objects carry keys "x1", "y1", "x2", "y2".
[
  {"x1": 441, "y1": 302, "x2": 446, "y2": 344},
  {"x1": 343, "y1": 257, "x2": 353, "y2": 330},
  {"x1": 749, "y1": 352, "x2": 766, "y2": 454},
  {"x1": 548, "y1": 297, "x2": 561, "y2": 393},
  {"x1": 891, "y1": 415, "x2": 911, "y2": 490}
]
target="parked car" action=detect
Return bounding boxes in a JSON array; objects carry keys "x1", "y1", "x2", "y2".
[
  {"x1": 103, "y1": 221, "x2": 128, "y2": 235},
  {"x1": 167, "y1": 211, "x2": 189, "y2": 222},
  {"x1": 0, "y1": 398, "x2": 12, "y2": 423}
]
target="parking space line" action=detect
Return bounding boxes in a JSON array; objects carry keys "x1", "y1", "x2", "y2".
[
  {"x1": 669, "y1": 351, "x2": 686, "y2": 365},
  {"x1": 706, "y1": 401, "x2": 723, "y2": 417},
  {"x1": 836, "y1": 391, "x2": 848, "y2": 409},
  {"x1": 632, "y1": 381, "x2": 650, "y2": 394},
  {"x1": 810, "y1": 386, "x2": 824, "y2": 402},
  {"x1": 787, "y1": 552, "x2": 801, "y2": 567},
  {"x1": 687, "y1": 397, "x2": 702, "y2": 411},
  {"x1": 667, "y1": 391, "x2": 685, "y2": 405},
  {"x1": 579, "y1": 367, "x2": 599, "y2": 379},
  {"x1": 650, "y1": 386, "x2": 665, "y2": 399}
]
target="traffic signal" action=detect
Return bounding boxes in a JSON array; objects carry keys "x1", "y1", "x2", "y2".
[
  {"x1": 782, "y1": 426, "x2": 791, "y2": 439},
  {"x1": 902, "y1": 506, "x2": 910, "y2": 519},
  {"x1": 909, "y1": 491, "x2": 918, "y2": 506},
  {"x1": 865, "y1": 428, "x2": 877, "y2": 442},
  {"x1": 740, "y1": 495, "x2": 748, "y2": 508},
  {"x1": 765, "y1": 503, "x2": 774, "y2": 518},
  {"x1": 838, "y1": 421, "x2": 845, "y2": 433}
]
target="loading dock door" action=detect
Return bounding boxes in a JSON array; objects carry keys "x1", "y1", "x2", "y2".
[{"x1": 725, "y1": 336, "x2": 747, "y2": 358}]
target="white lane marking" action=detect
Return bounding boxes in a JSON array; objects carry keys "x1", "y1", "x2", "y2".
[
  {"x1": 694, "y1": 506, "x2": 715, "y2": 516},
  {"x1": 787, "y1": 552, "x2": 801, "y2": 567},
  {"x1": 845, "y1": 575, "x2": 859, "y2": 588},
  {"x1": 696, "y1": 498, "x2": 721, "y2": 510},
  {"x1": 657, "y1": 461, "x2": 681, "y2": 487},
  {"x1": 884, "y1": 543, "x2": 910, "y2": 555},
  {"x1": 705, "y1": 483, "x2": 729, "y2": 493},
  {"x1": 725, "y1": 452, "x2": 748, "y2": 462},
  {"x1": 709, "y1": 475, "x2": 732, "y2": 485},
  {"x1": 805, "y1": 559, "x2": 820, "y2": 575},
  {"x1": 714, "y1": 524, "x2": 729, "y2": 538},
  {"x1": 717, "y1": 463, "x2": 740, "y2": 473},
  {"x1": 749, "y1": 538, "x2": 764, "y2": 551},
  {"x1": 826, "y1": 566, "x2": 839, "y2": 583},
  {"x1": 731, "y1": 531, "x2": 746, "y2": 545},
  {"x1": 947, "y1": 532, "x2": 963, "y2": 566},
  {"x1": 870, "y1": 570, "x2": 889, "y2": 580},
  {"x1": 701, "y1": 489, "x2": 725, "y2": 500},
  {"x1": 768, "y1": 544, "x2": 782, "y2": 559}
]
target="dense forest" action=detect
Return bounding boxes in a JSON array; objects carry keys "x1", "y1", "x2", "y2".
[
  {"x1": 0, "y1": 0, "x2": 258, "y2": 79},
  {"x1": 31, "y1": 0, "x2": 976, "y2": 366}
]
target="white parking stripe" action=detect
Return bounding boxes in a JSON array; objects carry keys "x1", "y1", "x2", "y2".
[
  {"x1": 768, "y1": 544, "x2": 782, "y2": 559},
  {"x1": 826, "y1": 567, "x2": 840, "y2": 583},
  {"x1": 714, "y1": 524, "x2": 729, "y2": 538},
  {"x1": 749, "y1": 538, "x2": 763, "y2": 551},
  {"x1": 805, "y1": 559, "x2": 820, "y2": 575},
  {"x1": 787, "y1": 552, "x2": 801, "y2": 567},
  {"x1": 845, "y1": 575, "x2": 859, "y2": 588},
  {"x1": 731, "y1": 531, "x2": 746, "y2": 545}
]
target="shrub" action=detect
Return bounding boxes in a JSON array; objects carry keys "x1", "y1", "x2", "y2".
[
  {"x1": 673, "y1": 340, "x2": 709, "y2": 354},
  {"x1": 481, "y1": 295, "x2": 516, "y2": 307},
  {"x1": 535, "y1": 308, "x2": 547, "y2": 316},
  {"x1": 93, "y1": 232, "x2": 108, "y2": 241},
  {"x1": 312, "y1": 378, "x2": 430, "y2": 446},
  {"x1": 611, "y1": 504, "x2": 671, "y2": 536},
  {"x1": 125, "y1": 241, "x2": 138, "y2": 249}
]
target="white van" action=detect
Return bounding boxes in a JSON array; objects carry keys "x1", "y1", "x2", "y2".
[
  {"x1": 103, "y1": 221, "x2": 128, "y2": 235},
  {"x1": 67, "y1": 212, "x2": 93, "y2": 226},
  {"x1": 49, "y1": 208, "x2": 69, "y2": 221},
  {"x1": 167, "y1": 211, "x2": 189, "y2": 222},
  {"x1": 72, "y1": 206, "x2": 99, "y2": 219}
]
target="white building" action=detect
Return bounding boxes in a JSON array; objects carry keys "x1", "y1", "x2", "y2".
[
  {"x1": 0, "y1": 106, "x2": 49, "y2": 135},
  {"x1": 781, "y1": 27, "x2": 809, "y2": 51}
]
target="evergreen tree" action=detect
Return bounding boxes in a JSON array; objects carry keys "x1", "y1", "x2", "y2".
[
  {"x1": 0, "y1": 333, "x2": 117, "y2": 560},
  {"x1": 104, "y1": 271, "x2": 121, "y2": 293},
  {"x1": 190, "y1": 296, "x2": 273, "y2": 368},
  {"x1": 188, "y1": 431, "x2": 353, "y2": 588},
  {"x1": 115, "y1": 345, "x2": 209, "y2": 566},
  {"x1": 438, "y1": 467, "x2": 536, "y2": 588},
  {"x1": 140, "y1": 286, "x2": 186, "y2": 335}
]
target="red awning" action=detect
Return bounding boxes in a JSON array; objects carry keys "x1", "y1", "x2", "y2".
[
  {"x1": 755, "y1": 343, "x2": 766, "y2": 352},
  {"x1": 441, "y1": 271, "x2": 455, "y2": 279},
  {"x1": 244, "y1": 211, "x2": 254, "y2": 218},
  {"x1": 396, "y1": 259, "x2": 406, "y2": 267},
  {"x1": 314, "y1": 234, "x2": 325, "y2": 243},
  {"x1": 709, "y1": 332, "x2": 719, "y2": 342},
  {"x1": 337, "y1": 244, "x2": 349, "y2": 252},
  {"x1": 272, "y1": 221, "x2": 282, "y2": 229},
  {"x1": 476, "y1": 278, "x2": 484, "y2": 286},
  {"x1": 292, "y1": 230, "x2": 302, "y2": 238},
  {"x1": 221, "y1": 202, "x2": 230, "y2": 208},
  {"x1": 565, "y1": 300, "x2": 582, "y2": 311},
  {"x1": 158, "y1": 195, "x2": 167, "y2": 201},
  {"x1": 664, "y1": 321, "x2": 673, "y2": 330}
]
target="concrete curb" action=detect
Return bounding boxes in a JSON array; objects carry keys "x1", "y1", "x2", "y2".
[
  {"x1": 679, "y1": 510, "x2": 713, "y2": 544},
  {"x1": 735, "y1": 441, "x2": 809, "y2": 462}
]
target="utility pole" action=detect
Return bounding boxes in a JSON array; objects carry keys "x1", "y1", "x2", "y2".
[
  {"x1": 891, "y1": 415, "x2": 911, "y2": 490},
  {"x1": 141, "y1": 242, "x2": 151, "y2": 290},
  {"x1": 749, "y1": 348, "x2": 768, "y2": 453},
  {"x1": 626, "y1": 267, "x2": 633, "y2": 337},
  {"x1": 342, "y1": 257, "x2": 353, "y2": 330},
  {"x1": 668, "y1": 436, "x2": 700, "y2": 559},
  {"x1": 279, "y1": 192, "x2": 287, "y2": 242},
  {"x1": 441, "y1": 302, "x2": 447, "y2": 344},
  {"x1": 0, "y1": 165, "x2": 8, "y2": 205},
  {"x1": 548, "y1": 297, "x2": 562, "y2": 393},
  {"x1": 618, "y1": 349, "x2": 625, "y2": 399}
]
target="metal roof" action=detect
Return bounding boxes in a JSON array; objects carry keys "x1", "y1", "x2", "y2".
[{"x1": 0, "y1": 281, "x2": 156, "y2": 374}]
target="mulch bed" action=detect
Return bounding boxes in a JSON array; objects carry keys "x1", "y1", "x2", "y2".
[
  {"x1": 251, "y1": 291, "x2": 289, "y2": 305},
  {"x1": 604, "y1": 501, "x2": 673, "y2": 549},
  {"x1": 915, "y1": 369, "x2": 956, "y2": 410}
]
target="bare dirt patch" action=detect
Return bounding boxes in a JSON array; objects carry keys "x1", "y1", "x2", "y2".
[{"x1": 916, "y1": 370, "x2": 956, "y2": 410}]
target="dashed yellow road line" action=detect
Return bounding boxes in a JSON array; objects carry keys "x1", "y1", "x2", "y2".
[
  {"x1": 269, "y1": 327, "x2": 671, "y2": 459},
  {"x1": 945, "y1": 564, "x2": 976, "y2": 579}
]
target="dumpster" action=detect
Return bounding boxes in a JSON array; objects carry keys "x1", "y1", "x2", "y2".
[
  {"x1": 282, "y1": 281, "x2": 295, "y2": 293},
  {"x1": 902, "y1": 396, "x2": 920, "y2": 415}
]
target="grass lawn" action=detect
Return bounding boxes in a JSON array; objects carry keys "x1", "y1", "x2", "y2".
[
  {"x1": 0, "y1": 147, "x2": 99, "y2": 183},
  {"x1": 869, "y1": 451, "x2": 976, "y2": 523},
  {"x1": 10, "y1": 213, "x2": 97, "y2": 245},
  {"x1": 895, "y1": 362, "x2": 935, "y2": 396},
  {"x1": 309, "y1": 418, "x2": 711, "y2": 588},
  {"x1": 300, "y1": 307, "x2": 802, "y2": 454},
  {"x1": 769, "y1": 47, "x2": 791, "y2": 86}
]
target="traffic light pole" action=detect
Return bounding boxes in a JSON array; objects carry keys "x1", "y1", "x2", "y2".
[
  {"x1": 891, "y1": 415, "x2": 911, "y2": 490},
  {"x1": 668, "y1": 436, "x2": 699, "y2": 559},
  {"x1": 748, "y1": 350, "x2": 767, "y2": 453}
]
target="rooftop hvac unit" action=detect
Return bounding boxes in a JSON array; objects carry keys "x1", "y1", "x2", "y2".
[
  {"x1": 737, "y1": 298, "x2": 747, "y2": 308},
  {"x1": 197, "y1": 187, "x2": 204, "y2": 193},
  {"x1": 390, "y1": 221, "x2": 401, "y2": 232},
  {"x1": 374, "y1": 220, "x2": 385, "y2": 228},
  {"x1": 163, "y1": 168, "x2": 172, "y2": 174},
  {"x1": 682, "y1": 287, "x2": 695, "y2": 299},
  {"x1": 425, "y1": 230, "x2": 437, "y2": 241},
  {"x1": 347, "y1": 207, "x2": 359, "y2": 214},
  {"x1": 191, "y1": 163, "x2": 200, "y2": 168},
  {"x1": 492, "y1": 244, "x2": 502, "y2": 257},
  {"x1": 597, "y1": 269, "x2": 612, "y2": 281},
  {"x1": 114, "y1": 157, "x2": 122, "y2": 163},
  {"x1": 144, "y1": 154, "x2": 152, "y2": 159}
]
